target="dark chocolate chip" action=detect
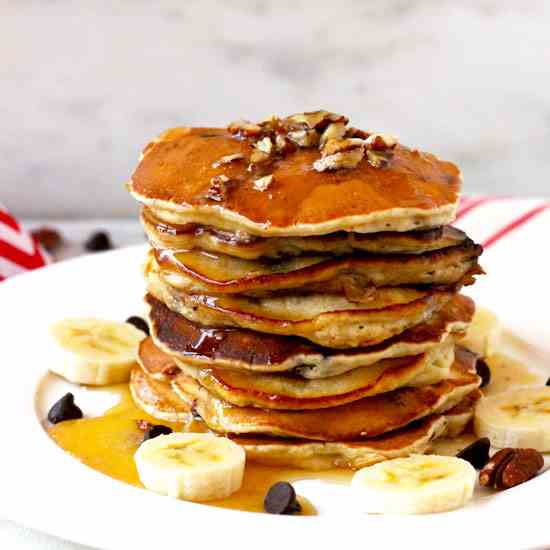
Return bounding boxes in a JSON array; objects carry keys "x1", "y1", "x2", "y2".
[
  {"x1": 125, "y1": 316, "x2": 150, "y2": 335},
  {"x1": 47, "y1": 393, "x2": 83, "y2": 424},
  {"x1": 546, "y1": 377, "x2": 550, "y2": 386},
  {"x1": 264, "y1": 481, "x2": 301, "y2": 515},
  {"x1": 456, "y1": 437, "x2": 491, "y2": 469},
  {"x1": 476, "y1": 358, "x2": 491, "y2": 388},
  {"x1": 31, "y1": 227, "x2": 63, "y2": 252},
  {"x1": 85, "y1": 231, "x2": 113, "y2": 252},
  {"x1": 143, "y1": 424, "x2": 173, "y2": 442}
]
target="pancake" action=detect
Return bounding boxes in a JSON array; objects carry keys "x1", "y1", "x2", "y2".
[
  {"x1": 129, "y1": 362, "x2": 480, "y2": 469},
  {"x1": 169, "y1": 347, "x2": 480, "y2": 441},
  {"x1": 139, "y1": 336, "x2": 454, "y2": 410},
  {"x1": 147, "y1": 268, "x2": 453, "y2": 348},
  {"x1": 143, "y1": 208, "x2": 468, "y2": 259},
  {"x1": 153, "y1": 240, "x2": 482, "y2": 296},
  {"x1": 129, "y1": 367, "x2": 190, "y2": 423},
  {"x1": 129, "y1": 126, "x2": 460, "y2": 236},
  {"x1": 146, "y1": 293, "x2": 474, "y2": 377},
  {"x1": 236, "y1": 392, "x2": 480, "y2": 470}
]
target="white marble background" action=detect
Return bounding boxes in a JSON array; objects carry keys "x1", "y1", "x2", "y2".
[{"x1": 2, "y1": 0, "x2": 550, "y2": 219}]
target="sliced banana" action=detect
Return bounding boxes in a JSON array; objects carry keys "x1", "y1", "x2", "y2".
[
  {"x1": 134, "y1": 433, "x2": 245, "y2": 501},
  {"x1": 50, "y1": 318, "x2": 146, "y2": 385},
  {"x1": 475, "y1": 387, "x2": 550, "y2": 451},
  {"x1": 351, "y1": 455, "x2": 476, "y2": 514},
  {"x1": 460, "y1": 306, "x2": 501, "y2": 357}
]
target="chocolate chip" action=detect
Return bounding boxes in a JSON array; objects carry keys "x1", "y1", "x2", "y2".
[
  {"x1": 545, "y1": 377, "x2": 550, "y2": 386},
  {"x1": 31, "y1": 227, "x2": 63, "y2": 252},
  {"x1": 456, "y1": 437, "x2": 491, "y2": 469},
  {"x1": 85, "y1": 231, "x2": 113, "y2": 252},
  {"x1": 475, "y1": 358, "x2": 491, "y2": 388},
  {"x1": 47, "y1": 393, "x2": 83, "y2": 424},
  {"x1": 126, "y1": 316, "x2": 150, "y2": 335},
  {"x1": 143, "y1": 424, "x2": 172, "y2": 442},
  {"x1": 264, "y1": 481, "x2": 301, "y2": 515}
]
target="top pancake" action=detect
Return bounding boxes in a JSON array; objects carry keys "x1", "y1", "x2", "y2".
[{"x1": 129, "y1": 126, "x2": 461, "y2": 236}]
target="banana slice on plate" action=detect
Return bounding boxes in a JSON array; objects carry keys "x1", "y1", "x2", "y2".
[
  {"x1": 460, "y1": 307, "x2": 501, "y2": 357},
  {"x1": 475, "y1": 387, "x2": 550, "y2": 451},
  {"x1": 50, "y1": 318, "x2": 146, "y2": 385},
  {"x1": 351, "y1": 455, "x2": 476, "y2": 514},
  {"x1": 135, "y1": 433, "x2": 245, "y2": 501}
]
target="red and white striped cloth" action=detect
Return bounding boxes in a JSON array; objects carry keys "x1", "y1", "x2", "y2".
[{"x1": 0, "y1": 204, "x2": 51, "y2": 281}]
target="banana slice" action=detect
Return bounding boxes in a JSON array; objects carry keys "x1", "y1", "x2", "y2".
[
  {"x1": 475, "y1": 387, "x2": 550, "y2": 450},
  {"x1": 460, "y1": 307, "x2": 501, "y2": 357},
  {"x1": 50, "y1": 318, "x2": 146, "y2": 385},
  {"x1": 135, "y1": 433, "x2": 245, "y2": 501},
  {"x1": 351, "y1": 455, "x2": 476, "y2": 514}
]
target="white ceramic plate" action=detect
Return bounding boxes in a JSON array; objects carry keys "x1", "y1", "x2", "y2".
[{"x1": 1, "y1": 244, "x2": 549, "y2": 550}]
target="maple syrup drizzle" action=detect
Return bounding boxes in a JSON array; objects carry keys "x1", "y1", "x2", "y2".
[{"x1": 47, "y1": 353, "x2": 541, "y2": 514}]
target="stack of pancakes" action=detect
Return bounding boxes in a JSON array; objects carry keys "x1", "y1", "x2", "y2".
[{"x1": 127, "y1": 112, "x2": 484, "y2": 470}]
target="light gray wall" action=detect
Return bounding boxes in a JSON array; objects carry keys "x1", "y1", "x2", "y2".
[{"x1": 2, "y1": 1, "x2": 550, "y2": 219}]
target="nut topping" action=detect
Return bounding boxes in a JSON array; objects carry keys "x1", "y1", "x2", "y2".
[
  {"x1": 320, "y1": 122, "x2": 347, "y2": 148},
  {"x1": 479, "y1": 448, "x2": 544, "y2": 489},
  {"x1": 253, "y1": 174, "x2": 273, "y2": 192},
  {"x1": 226, "y1": 110, "x2": 398, "y2": 173},
  {"x1": 313, "y1": 148, "x2": 364, "y2": 172},
  {"x1": 212, "y1": 153, "x2": 245, "y2": 168},
  {"x1": 365, "y1": 133, "x2": 398, "y2": 151},
  {"x1": 227, "y1": 119, "x2": 262, "y2": 137},
  {"x1": 286, "y1": 110, "x2": 348, "y2": 130},
  {"x1": 321, "y1": 137, "x2": 365, "y2": 157},
  {"x1": 366, "y1": 150, "x2": 392, "y2": 169},
  {"x1": 205, "y1": 175, "x2": 233, "y2": 202}
]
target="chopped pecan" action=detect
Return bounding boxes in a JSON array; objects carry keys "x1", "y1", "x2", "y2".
[
  {"x1": 228, "y1": 119, "x2": 262, "y2": 137},
  {"x1": 313, "y1": 148, "x2": 364, "y2": 172},
  {"x1": 274, "y1": 134, "x2": 297, "y2": 154},
  {"x1": 212, "y1": 153, "x2": 245, "y2": 168},
  {"x1": 287, "y1": 129, "x2": 319, "y2": 148},
  {"x1": 346, "y1": 126, "x2": 371, "y2": 139},
  {"x1": 320, "y1": 122, "x2": 347, "y2": 148},
  {"x1": 479, "y1": 448, "x2": 544, "y2": 489},
  {"x1": 205, "y1": 175, "x2": 233, "y2": 202},
  {"x1": 286, "y1": 110, "x2": 348, "y2": 130},
  {"x1": 253, "y1": 174, "x2": 274, "y2": 191},
  {"x1": 366, "y1": 149, "x2": 392, "y2": 168},
  {"x1": 321, "y1": 137, "x2": 365, "y2": 157},
  {"x1": 365, "y1": 133, "x2": 398, "y2": 150},
  {"x1": 250, "y1": 137, "x2": 274, "y2": 165}
]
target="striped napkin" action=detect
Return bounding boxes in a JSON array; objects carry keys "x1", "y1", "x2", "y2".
[
  {"x1": 454, "y1": 196, "x2": 550, "y2": 348},
  {"x1": 0, "y1": 204, "x2": 51, "y2": 281}
]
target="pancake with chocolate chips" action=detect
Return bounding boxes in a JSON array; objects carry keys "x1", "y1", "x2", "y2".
[
  {"x1": 151, "y1": 240, "x2": 482, "y2": 297},
  {"x1": 138, "y1": 336, "x2": 455, "y2": 410},
  {"x1": 146, "y1": 266, "x2": 454, "y2": 348},
  {"x1": 142, "y1": 208, "x2": 469, "y2": 259},
  {"x1": 130, "y1": 361, "x2": 480, "y2": 470},
  {"x1": 135, "y1": 340, "x2": 480, "y2": 440},
  {"x1": 145, "y1": 293, "x2": 474, "y2": 377}
]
